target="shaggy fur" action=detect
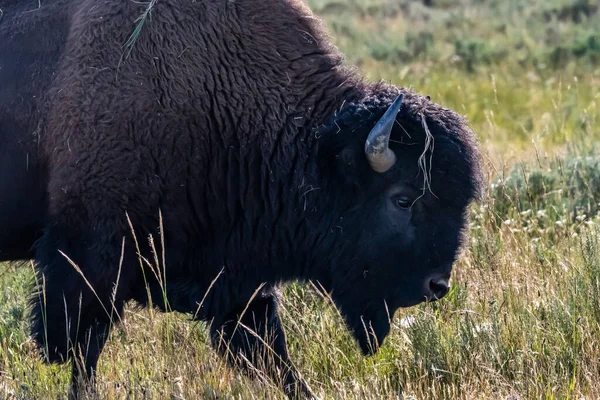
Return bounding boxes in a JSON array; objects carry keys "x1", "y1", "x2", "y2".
[{"x1": 0, "y1": 0, "x2": 483, "y2": 398}]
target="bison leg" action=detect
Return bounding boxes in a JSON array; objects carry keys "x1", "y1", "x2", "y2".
[
  {"x1": 0, "y1": 128, "x2": 45, "y2": 262},
  {"x1": 66, "y1": 315, "x2": 115, "y2": 400},
  {"x1": 30, "y1": 225, "x2": 132, "y2": 398},
  {"x1": 210, "y1": 293, "x2": 314, "y2": 399}
]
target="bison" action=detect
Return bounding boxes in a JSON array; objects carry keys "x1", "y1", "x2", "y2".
[{"x1": 0, "y1": 0, "x2": 483, "y2": 398}]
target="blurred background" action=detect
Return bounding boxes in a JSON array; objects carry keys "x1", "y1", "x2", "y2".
[
  {"x1": 308, "y1": 0, "x2": 599, "y2": 155},
  {"x1": 1, "y1": 1, "x2": 600, "y2": 399}
]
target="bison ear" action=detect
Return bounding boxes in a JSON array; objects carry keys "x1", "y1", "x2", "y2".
[{"x1": 334, "y1": 147, "x2": 362, "y2": 190}]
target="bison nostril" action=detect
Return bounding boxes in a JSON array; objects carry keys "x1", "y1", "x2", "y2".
[{"x1": 429, "y1": 278, "x2": 450, "y2": 299}]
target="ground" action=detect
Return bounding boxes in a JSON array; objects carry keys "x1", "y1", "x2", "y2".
[{"x1": 2, "y1": 0, "x2": 600, "y2": 398}]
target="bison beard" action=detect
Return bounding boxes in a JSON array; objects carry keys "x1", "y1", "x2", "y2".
[{"x1": 0, "y1": 0, "x2": 483, "y2": 398}]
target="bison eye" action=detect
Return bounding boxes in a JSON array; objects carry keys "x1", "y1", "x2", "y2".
[{"x1": 395, "y1": 197, "x2": 412, "y2": 209}]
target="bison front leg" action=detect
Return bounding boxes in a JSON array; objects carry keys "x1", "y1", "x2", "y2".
[
  {"x1": 210, "y1": 293, "x2": 314, "y2": 399},
  {"x1": 31, "y1": 225, "x2": 131, "y2": 399}
]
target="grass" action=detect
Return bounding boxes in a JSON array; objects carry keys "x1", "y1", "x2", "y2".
[{"x1": 2, "y1": 0, "x2": 600, "y2": 398}]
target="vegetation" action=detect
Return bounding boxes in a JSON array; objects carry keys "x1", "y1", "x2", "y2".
[{"x1": 2, "y1": 0, "x2": 600, "y2": 398}]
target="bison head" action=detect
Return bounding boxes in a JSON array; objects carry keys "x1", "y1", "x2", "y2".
[{"x1": 315, "y1": 87, "x2": 483, "y2": 355}]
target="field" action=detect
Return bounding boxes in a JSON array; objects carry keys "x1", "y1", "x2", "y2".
[{"x1": 2, "y1": 0, "x2": 600, "y2": 398}]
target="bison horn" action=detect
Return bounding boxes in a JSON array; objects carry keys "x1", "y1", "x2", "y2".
[{"x1": 364, "y1": 93, "x2": 403, "y2": 173}]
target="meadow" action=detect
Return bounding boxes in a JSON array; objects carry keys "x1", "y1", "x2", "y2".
[{"x1": 2, "y1": 0, "x2": 600, "y2": 398}]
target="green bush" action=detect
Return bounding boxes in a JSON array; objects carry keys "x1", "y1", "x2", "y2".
[{"x1": 489, "y1": 154, "x2": 600, "y2": 234}]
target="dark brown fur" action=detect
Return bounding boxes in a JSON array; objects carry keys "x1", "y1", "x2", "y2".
[{"x1": 0, "y1": 1, "x2": 482, "y2": 398}]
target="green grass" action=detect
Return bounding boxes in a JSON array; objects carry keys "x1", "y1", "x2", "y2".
[{"x1": 3, "y1": 0, "x2": 600, "y2": 398}]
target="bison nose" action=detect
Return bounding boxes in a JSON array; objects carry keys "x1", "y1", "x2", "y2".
[{"x1": 426, "y1": 273, "x2": 451, "y2": 300}]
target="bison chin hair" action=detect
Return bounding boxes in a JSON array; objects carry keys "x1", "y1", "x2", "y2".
[
  {"x1": 336, "y1": 291, "x2": 435, "y2": 354},
  {"x1": 348, "y1": 310, "x2": 391, "y2": 356},
  {"x1": 332, "y1": 298, "x2": 394, "y2": 355}
]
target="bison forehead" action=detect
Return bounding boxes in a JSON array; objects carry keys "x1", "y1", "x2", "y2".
[{"x1": 319, "y1": 84, "x2": 483, "y2": 206}]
